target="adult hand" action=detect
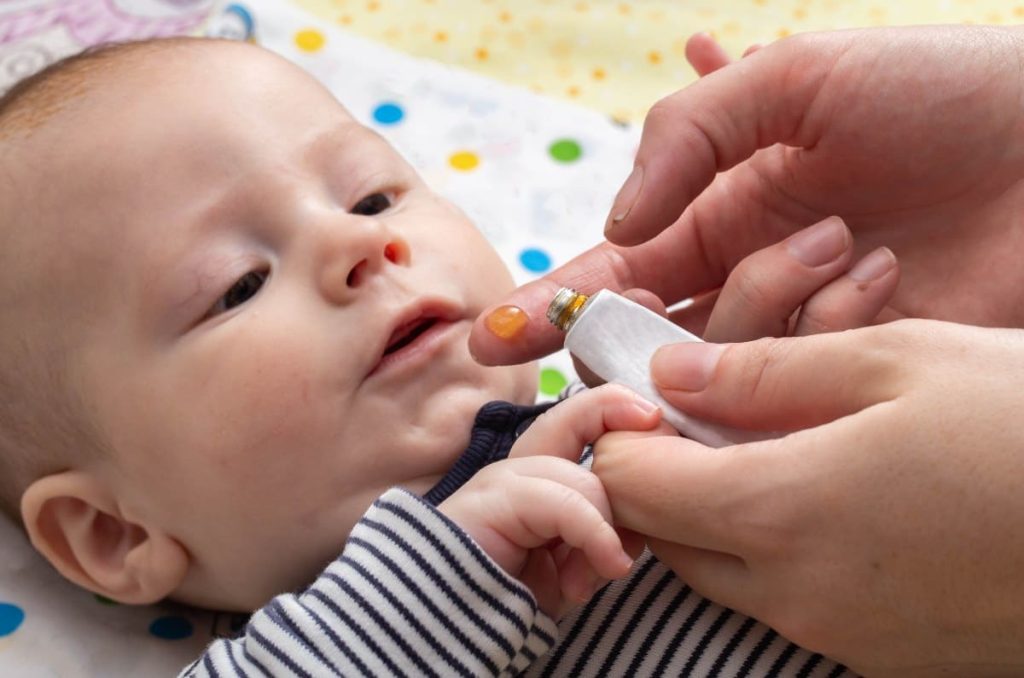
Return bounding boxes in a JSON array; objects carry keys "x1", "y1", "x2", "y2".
[
  {"x1": 592, "y1": 320, "x2": 1024, "y2": 676},
  {"x1": 469, "y1": 25, "x2": 1024, "y2": 366}
]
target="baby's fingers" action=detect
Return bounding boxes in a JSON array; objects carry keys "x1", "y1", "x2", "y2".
[
  {"x1": 510, "y1": 383, "x2": 662, "y2": 461},
  {"x1": 507, "y1": 477, "x2": 633, "y2": 581}
]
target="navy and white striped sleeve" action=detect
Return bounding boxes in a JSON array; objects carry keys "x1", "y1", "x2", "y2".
[{"x1": 181, "y1": 488, "x2": 557, "y2": 677}]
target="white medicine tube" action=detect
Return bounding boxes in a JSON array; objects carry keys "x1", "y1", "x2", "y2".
[{"x1": 547, "y1": 288, "x2": 772, "y2": 448}]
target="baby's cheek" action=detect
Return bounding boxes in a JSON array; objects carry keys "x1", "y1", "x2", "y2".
[{"x1": 183, "y1": 336, "x2": 341, "y2": 476}]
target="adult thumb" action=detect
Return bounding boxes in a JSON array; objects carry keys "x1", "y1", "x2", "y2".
[{"x1": 649, "y1": 326, "x2": 900, "y2": 432}]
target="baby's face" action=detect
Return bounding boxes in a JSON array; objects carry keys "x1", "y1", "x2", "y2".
[{"x1": 18, "y1": 42, "x2": 536, "y2": 608}]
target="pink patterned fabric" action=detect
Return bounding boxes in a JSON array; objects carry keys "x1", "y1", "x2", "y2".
[{"x1": 0, "y1": 0, "x2": 209, "y2": 48}]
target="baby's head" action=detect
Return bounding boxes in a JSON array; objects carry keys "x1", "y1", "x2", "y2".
[{"x1": 0, "y1": 38, "x2": 537, "y2": 611}]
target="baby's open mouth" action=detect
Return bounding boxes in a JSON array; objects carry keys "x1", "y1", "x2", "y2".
[{"x1": 383, "y1": 317, "x2": 438, "y2": 355}]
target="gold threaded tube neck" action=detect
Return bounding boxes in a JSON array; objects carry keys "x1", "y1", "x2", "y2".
[{"x1": 546, "y1": 287, "x2": 590, "y2": 331}]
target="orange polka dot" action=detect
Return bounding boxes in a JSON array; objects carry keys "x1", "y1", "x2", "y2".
[
  {"x1": 338, "y1": 14, "x2": 352, "y2": 25},
  {"x1": 592, "y1": 67, "x2": 606, "y2": 81},
  {"x1": 1015, "y1": 6, "x2": 1024, "y2": 18},
  {"x1": 366, "y1": 0, "x2": 380, "y2": 10},
  {"x1": 498, "y1": 10, "x2": 513, "y2": 23},
  {"x1": 647, "y1": 50, "x2": 662, "y2": 65},
  {"x1": 567, "y1": 85, "x2": 581, "y2": 97},
  {"x1": 475, "y1": 47, "x2": 489, "y2": 60},
  {"x1": 777, "y1": 27, "x2": 792, "y2": 38},
  {"x1": 433, "y1": 30, "x2": 448, "y2": 43}
]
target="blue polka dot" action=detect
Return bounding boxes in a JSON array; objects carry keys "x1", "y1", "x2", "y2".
[
  {"x1": 519, "y1": 248, "x2": 552, "y2": 273},
  {"x1": 372, "y1": 102, "x2": 404, "y2": 125},
  {"x1": 0, "y1": 603, "x2": 25, "y2": 637},
  {"x1": 149, "y1": 615, "x2": 194, "y2": 640}
]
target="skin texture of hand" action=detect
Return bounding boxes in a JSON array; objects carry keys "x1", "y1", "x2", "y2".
[
  {"x1": 437, "y1": 384, "x2": 660, "y2": 618},
  {"x1": 592, "y1": 320, "x2": 1024, "y2": 676},
  {"x1": 469, "y1": 24, "x2": 1024, "y2": 367}
]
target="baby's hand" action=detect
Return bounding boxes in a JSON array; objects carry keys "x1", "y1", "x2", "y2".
[{"x1": 438, "y1": 385, "x2": 666, "y2": 618}]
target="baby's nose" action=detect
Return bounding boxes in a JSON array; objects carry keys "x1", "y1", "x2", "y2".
[
  {"x1": 318, "y1": 225, "x2": 409, "y2": 305},
  {"x1": 345, "y1": 240, "x2": 406, "y2": 288}
]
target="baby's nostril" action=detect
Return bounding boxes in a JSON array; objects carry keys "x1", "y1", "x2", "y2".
[{"x1": 347, "y1": 260, "x2": 367, "y2": 287}]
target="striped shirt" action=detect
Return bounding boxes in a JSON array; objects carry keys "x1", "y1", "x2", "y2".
[{"x1": 182, "y1": 401, "x2": 852, "y2": 677}]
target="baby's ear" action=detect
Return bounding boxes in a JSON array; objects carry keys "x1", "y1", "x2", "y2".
[{"x1": 20, "y1": 471, "x2": 188, "y2": 605}]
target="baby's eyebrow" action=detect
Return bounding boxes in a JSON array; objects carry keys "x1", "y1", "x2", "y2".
[{"x1": 302, "y1": 121, "x2": 368, "y2": 174}]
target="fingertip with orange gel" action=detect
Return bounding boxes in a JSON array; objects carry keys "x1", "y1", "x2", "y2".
[{"x1": 485, "y1": 305, "x2": 529, "y2": 339}]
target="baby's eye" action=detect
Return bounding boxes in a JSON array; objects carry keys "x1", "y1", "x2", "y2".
[
  {"x1": 210, "y1": 270, "x2": 267, "y2": 317},
  {"x1": 350, "y1": 192, "x2": 392, "y2": 216}
]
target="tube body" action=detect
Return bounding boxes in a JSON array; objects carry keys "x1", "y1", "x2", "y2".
[{"x1": 565, "y1": 290, "x2": 772, "y2": 447}]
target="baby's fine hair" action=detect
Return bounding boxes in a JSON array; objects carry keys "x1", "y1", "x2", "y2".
[{"x1": 0, "y1": 38, "x2": 191, "y2": 523}]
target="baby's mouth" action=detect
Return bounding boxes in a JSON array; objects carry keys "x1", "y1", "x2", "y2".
[{"x1": 383, "y1": 317, "x2": 438, "y2": 355}]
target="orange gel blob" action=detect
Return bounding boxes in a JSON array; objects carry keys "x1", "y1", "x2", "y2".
[{"x1": 485, "y1": 305, "x2": 528, "y2": 339}]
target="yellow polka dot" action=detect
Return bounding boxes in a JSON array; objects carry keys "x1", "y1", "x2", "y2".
[
  {"x1": 777, "y1": 27, "x2": 792, "y2": 38},
  {"x1": 1015, "y1": 5, "x2": 1024, "y2": 17},
  {"x1": 338, "y1": 14, "x2": 352, "y2": 25},
  {"x1": 567, "y1": 85, "x2": 581, "y2": 97},
  {"x1": 592, "y1": 67, "x2": 606, "y2": 81},
  {"x1": 475, "y1": 47, "x2": 489, "y2": 61},
  {"x1": 294, "y1": 29, "x2": 326, "y2": 52},
  {"x1": 647, "y1": 50, "x2": 662, "y2": 65},
  {"x1": 498, "y1": 10, "x2": 513, "y2": 23},
  {"x1": 617, "y1": 3, "x2": 631, "y2": 14},
  {"x1": 366, "y1": 0, "x2": 381, "y2": 10},
  {"x1": 433, "y1": 30, "x2": 448, "y2": 43},
  {"x1": 449, "y1": 151, "x2": 480, "y2": 171},
  {"x1": 793, "y1": 7, "x2": 807, "y2": 19},
  {"x1": 574, "y1": 2, "x2": 589, "y2": 11}
]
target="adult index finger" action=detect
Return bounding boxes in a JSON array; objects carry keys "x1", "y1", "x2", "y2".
[{"x1": 605, "y1": 33, "x2": 847, "y2": 247}]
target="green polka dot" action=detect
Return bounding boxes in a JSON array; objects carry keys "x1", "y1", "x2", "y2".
[
  {"x1": 548, "y1": 138, "x2": 582, "y2": 163},
  {"x1": 539, "y1": 367, "x2": 568, "y2": 395}
]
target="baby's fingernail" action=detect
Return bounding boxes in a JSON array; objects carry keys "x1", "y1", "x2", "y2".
[
  {"x1": 484, "y1": 305, "x2": 529, "y2": 340},
  {"x1": 615, "y1": 552, "x2": 635, "y2": 575},
  {"x1": 786, "y1": 216, "x2": 850, "y2": 267},
  {"x1": 651, "y1": 342, "x2": 726, "y2": 391},
  {"x1": 605, "y1": 165, "x2": 644, "y2": 234},
  {"x1": 849, "y1": 246, "x2": 896, "y2": 282},
  {"x1": 632, "y1": 394, "x2": 661, "y2": 416}
]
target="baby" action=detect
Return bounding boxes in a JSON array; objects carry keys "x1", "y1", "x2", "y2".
[{"x1": 0, "y1": 37, "x2": 856, "y2": 675}]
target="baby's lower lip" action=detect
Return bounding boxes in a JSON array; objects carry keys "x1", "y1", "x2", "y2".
[{"x1": 369, "y1": 320, "x2": 458, "y2": 378}]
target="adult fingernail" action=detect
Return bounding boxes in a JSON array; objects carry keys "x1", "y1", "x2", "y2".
[
  {"x1": 651, "y1": 342, "x2": 727, "y2": 391},
  {"x1": 786, "y1": 216, "x2": 850, "y2": 267},
  {"x1": 605, "y1": 165, "x2": 644, "y2": 234},
  {"x1": 849, "y1": 246, "x2": 896, "y2": 282}
]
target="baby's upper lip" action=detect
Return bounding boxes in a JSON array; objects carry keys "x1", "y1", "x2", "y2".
[{"x1": 369, "y1": 298, "x2": 463, "y2": 374}]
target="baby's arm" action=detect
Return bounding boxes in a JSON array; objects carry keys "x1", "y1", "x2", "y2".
[{"x1": 181, "y1": 487, "x2": 558, "y2": 677}]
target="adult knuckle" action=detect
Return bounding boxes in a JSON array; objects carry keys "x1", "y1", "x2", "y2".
[
  {"x1": 728, "y1": 264, "x2": 776, "y2": 315},
  {"x1": 730, "y1": 336, "x2": 791, "y2": 403}
]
